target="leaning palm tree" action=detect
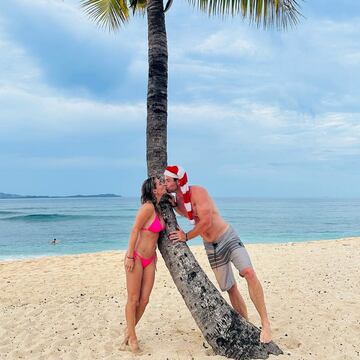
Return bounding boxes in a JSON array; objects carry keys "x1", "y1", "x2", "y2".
[{"x1": 81, "y1": 0, "x2": 301, "y2": 358}]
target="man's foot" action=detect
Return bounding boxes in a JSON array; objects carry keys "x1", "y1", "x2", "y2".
[{"x1": 260, "y1": 323, "x2": 272, "y2": 343}]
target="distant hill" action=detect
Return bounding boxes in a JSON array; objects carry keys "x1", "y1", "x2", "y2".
[{"x1": 0, "y1": 192, "x2": 122, "y2": 199}]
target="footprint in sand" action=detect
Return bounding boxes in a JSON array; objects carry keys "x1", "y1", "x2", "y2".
[{"x1": 282, "y1": 337, "x2": 302, "y2": 349}]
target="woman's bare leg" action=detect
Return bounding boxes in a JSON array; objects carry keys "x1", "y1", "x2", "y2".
[
  {"x1": 135, "y1": 260, "x2": 156, "y2": 324},
  {"x1": 123, "y1": 259, "x2": 143, "y2": 352}
]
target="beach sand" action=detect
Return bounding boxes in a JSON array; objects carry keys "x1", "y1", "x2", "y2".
[{"x1": 1, "y1": 238, "x2": 359, "y2": 360}]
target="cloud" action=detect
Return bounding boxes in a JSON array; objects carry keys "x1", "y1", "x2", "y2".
[
  {"x1": 0, "y1": 17, "x2": 146, "y2": 139},
  {"x1": 1, "y1": 1, "x2": 148, "y2": 97},
  {"x1": 0, "y1": 85, "x2": 146, "y2": 138},
  {"x1": 1, "y1": 1, "x2": 360, "y2": 196},
  {"x1": 0, "y1": 154, "x2": 143, "y2": 169},
  {"x1": 167, "y1": 15, "x2": 360, "y2": 118},
  {"x1": 195, "y1": 31, "x2": 260, "y2": 58},
  {"x1": 0, "y1": 27, "x2": 42, "y2": 87},
  {"x1": 168, "y1": 100, "x2": 360, "y2": 162}
]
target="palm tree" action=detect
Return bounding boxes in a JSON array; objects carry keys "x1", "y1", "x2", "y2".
[{"x1": 81, "y1": 0, "x2": 301, "y2": 358}]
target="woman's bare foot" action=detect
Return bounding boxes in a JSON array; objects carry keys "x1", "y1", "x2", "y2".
[
  {"x1": 128, "y1": 337, "x2": 141, "y2": 354},
  {"x1": 123, "y1": 327, "x2": 129, "y2": 345},
  {"x1": 260, "y1": 323, "x2": 272, "y2": 343},
  {"x1": 119, "y1": 328, "x2": 129, "y2": 350}
]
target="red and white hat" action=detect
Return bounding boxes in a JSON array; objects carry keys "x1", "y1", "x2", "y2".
[{"x1": 164, "y1": 165, "x2": 195, "y2": 224}]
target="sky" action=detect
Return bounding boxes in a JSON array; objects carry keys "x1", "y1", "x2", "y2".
[{"x1": 0, "y1": 0, "x2": 359, "y2": 197}]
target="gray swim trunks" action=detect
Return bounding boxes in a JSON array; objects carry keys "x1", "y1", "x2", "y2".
[{"x1": 204, "y1": 225, "x2": 252, "y2": 291}]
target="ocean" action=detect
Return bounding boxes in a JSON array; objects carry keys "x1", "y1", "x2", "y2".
[{"x1": 0, "y1": 197, "x2": 359, "y2": 261}]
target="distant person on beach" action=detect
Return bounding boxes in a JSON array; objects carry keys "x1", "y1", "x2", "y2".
[
  {"x1": 122, "y1": 176, "x2": 166, "y2": 353},
  {"x1": 164, "y1": 165, "x2": 272, "y2": 343},
  {"x1": 50, "y1": 238, "x2": 57, "y2": 245}
]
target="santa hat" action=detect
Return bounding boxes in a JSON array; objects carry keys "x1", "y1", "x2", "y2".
[{"x1": 164, "y1": 165, "x2": 195, "y2": 224}]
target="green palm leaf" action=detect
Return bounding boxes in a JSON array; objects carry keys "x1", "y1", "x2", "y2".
[
  {"x1": 189, "y1": 0, "x2": 302, "y2": 29},
  {"x1": 131, "y1": 0, "x2": 148, "y2": 15},
  {"x1": 81, "y1": 0, "x2": 130, "y2": 31}
]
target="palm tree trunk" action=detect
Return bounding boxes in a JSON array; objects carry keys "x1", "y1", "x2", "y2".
[
  {"x1": 146, "y1": 1, "x2": 282, "y2": 358},
  {"x1": 146, "y1": 0, "x2": 168, "y2": 177},
  {"x1": 157, "y1": 198, "x2": 283, "y2": 360}
]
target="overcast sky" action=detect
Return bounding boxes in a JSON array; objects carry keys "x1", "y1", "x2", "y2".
[{"x1": 0, "y1": 0, "x2": 359, "y2": 197}]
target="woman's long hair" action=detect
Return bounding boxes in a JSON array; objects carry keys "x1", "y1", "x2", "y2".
[{"x1": 141, "y1": 177, "x2": 160, "y2": 214}]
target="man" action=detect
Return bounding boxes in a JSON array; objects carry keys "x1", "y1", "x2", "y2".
[{"x1": 164, "y1": 165, "x2": 272, "y2": 343}]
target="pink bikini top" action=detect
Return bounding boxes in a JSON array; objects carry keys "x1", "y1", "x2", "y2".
[{"x1": 141, "y1": 214, "x2": 165, "y2": 233}]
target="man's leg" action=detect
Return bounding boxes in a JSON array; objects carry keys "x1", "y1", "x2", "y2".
[
  {"x1": 212, "y1": 262, "x2": 249, "y2": 320},
  {"x1": 240, "y1": 267, "x2": 271, "y2": 343},
  {"x1": 204, "y1": 231, "x2": 251, "y2": 324},
  {"x1": 227, "y1": 283, "x2": 248, "y2": 321}
]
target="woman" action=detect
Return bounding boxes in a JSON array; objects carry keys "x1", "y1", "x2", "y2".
[{"x1": 122, "y1": 176, "x2": 166, "y2": 353}]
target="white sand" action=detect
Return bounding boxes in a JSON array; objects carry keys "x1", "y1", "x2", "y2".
[{"x1": 1, "y1": 237, "x2": 359, "y2": 360}]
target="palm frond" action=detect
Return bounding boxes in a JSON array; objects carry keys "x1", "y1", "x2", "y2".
[
  {"x1": 129, "y1": 0, "x2": 138, "y2": 14},
  {"x1": 188, "y1": 0, "x2": 302, "y2": 29},
  {"x1": 81, "y1": 0, "x2": 130, "y2": 31},
  {"x1": 164, "y1": 0, "x2": 174, "y2": 13},
  {"x1": 130, "y1": 0, "x2": 147, "y2": 16}
]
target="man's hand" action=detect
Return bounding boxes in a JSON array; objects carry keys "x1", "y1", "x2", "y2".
[
  {"x1": 169, "y1": 229, "x2": 187, "y2": 243},
  {"x1": 167, "y1": 194, "x2": 177, "y2": 208}
]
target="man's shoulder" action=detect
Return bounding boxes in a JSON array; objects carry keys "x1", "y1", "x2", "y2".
[
  {"x1": 190, "y1": 185, "x2": 207, "y2": 193},
  {"x1": 190, "y1": 185, "x2": 210, "y2": 200}
]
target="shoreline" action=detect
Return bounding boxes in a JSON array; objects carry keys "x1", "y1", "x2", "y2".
[{"x1": 1, "y1": 236, "x2": 359, "y2": 264}]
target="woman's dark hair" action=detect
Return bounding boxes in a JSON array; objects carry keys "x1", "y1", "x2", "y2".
[{"x1": 141, "y1": 177, "x2": 160, "y2": 214}]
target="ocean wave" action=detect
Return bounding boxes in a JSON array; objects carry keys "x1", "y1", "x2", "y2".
[
  {"x1": 0, "y1": 211, "x2": 20, "y2": 215},
  {"x1": 2, "y1": 214, "x2": 95, "y2": 222}
]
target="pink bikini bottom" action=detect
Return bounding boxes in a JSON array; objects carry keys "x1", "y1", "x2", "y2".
[{"x1": 133, "y1": 250, "x2": 157, "y2": 269}]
